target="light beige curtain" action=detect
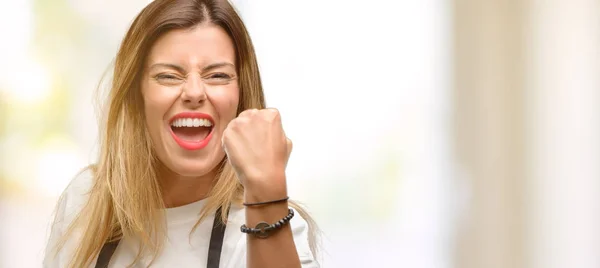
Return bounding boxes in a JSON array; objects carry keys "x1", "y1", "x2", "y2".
[{"x1": 452, "y1": 0, "x2": 600, "y2": 268}]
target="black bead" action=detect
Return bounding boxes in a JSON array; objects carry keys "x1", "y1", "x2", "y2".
[{"x1": 239, "y1": 209, "x2": 297, "y2": 237}]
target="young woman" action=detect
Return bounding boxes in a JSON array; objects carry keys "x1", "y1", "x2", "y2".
[{"x1": 43, "y1": 0, "x2": 319, "y2": 267}]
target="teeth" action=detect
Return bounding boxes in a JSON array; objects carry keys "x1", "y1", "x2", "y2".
[{"x1": 171, "y1": 118, "x2": 213, "y2": 127}]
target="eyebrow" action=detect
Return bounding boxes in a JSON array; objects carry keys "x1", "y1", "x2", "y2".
[
  {"x1": 202, "y1": 62, "x2": 236, "y2": 72},
  {"x1": 148, "y1": 62, "x2": 236, "y2": 73}
]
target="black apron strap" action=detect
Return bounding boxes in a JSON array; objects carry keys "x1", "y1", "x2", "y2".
[
  {"x1": 95, "y1": 239, "x2": 120, "y2": 268},
  {"x1": 207, "y1": 206, "x2": 227, "y2": 268},
  {"x1": 94, "y1": 206, "x2": 229, "y2": 268}
]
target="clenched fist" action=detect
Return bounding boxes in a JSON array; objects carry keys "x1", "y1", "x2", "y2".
[{"x1": 222, "y1": 108, "x2": 292, "y2": 195}]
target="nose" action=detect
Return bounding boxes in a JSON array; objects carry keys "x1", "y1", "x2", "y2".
[{"x1": 181, "y1": 75, "x2": 207, "y2": 106}]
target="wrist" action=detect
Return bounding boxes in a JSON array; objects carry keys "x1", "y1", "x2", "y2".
[
  {"x1": 243, "y1": 174, "x2": 288, "y2": 203},
  {"x1": 244, "y1": 200, "x2": 290, "y2": 227}
]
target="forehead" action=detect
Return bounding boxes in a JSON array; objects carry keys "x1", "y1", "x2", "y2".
[{"x1": 146, "y1": 24, "x2": 236, "y2": 67}]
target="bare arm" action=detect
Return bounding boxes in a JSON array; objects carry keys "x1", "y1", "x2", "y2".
[
  {"x1": 244, "y1": 180, "x2": 301, "y2": 268},
  {"x1": 221, "y1": 108, "x2": 316, "y2": 267}
]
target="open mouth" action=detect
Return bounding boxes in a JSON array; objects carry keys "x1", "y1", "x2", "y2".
[
  {"x1": 170, "y1": 118, "x2": 213, "y2": 141},
  {"x1": 169, "y1": 114, "x2": 215, "y2": 150}
]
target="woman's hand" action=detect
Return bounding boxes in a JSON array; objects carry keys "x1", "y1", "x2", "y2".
[
  {"x1": 222, "y1": 108, "x2": 292, "y2": 200},
  {"x1": 223, "y1": 108, "x2": 302, "y2": 268}
]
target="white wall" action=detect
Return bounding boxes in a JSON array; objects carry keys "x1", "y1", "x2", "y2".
[{"x1": 235, "y1": 0, "x2": 453, "y2": 267}]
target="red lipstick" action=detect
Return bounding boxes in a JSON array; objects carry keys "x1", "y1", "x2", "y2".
[{"x1": 169, "y1": 112, "x2": 214, "y2": 150}]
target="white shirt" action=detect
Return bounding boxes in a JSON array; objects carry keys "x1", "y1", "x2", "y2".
[{"x1": 43, "y1": 170, "x2": 318, "y2": 268}]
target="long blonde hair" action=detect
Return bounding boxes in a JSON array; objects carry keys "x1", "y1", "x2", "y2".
[{"x1": 52, "y1": 1, "x2": 319, "y2": 267}]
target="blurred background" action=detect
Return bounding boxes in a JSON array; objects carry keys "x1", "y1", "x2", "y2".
[{"x1": 0, "y1": 0, "x2": 598, "y2": 267}]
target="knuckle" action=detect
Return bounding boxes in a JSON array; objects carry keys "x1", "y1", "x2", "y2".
[
  {"x1": 226, "y1": 120, "x2": 238, "y2": 131},
  {"x1": 269, "y1": 108, "x2": 280, "y2": 116},
  {"x1": 229, "y1": 122, "x2": 239, "y2": 131},
  {"x1": 264, "y1": 108, "x2": 280, "y2": 121},
  {"x1": 239, "y1": 108, "x2": 257, "y2": 117},
  {"x1": 223, "y1": 125, "x2": 232, "y2": 135},
  {"x1": 221, "y1": 132, "x2": 229, "y2": 143},
  {"x1": 235, "y1": 117, "x2": 250, "y2": 127}
]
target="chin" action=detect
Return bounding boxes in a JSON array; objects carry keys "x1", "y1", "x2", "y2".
[
  {"x1": 166, "y1": 158, "x2": 219, "y2": 178},
  {"x1": 154, "y1": 125, "x2": 226, "y2": 179}
]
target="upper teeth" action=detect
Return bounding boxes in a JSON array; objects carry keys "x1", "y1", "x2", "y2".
[{"x1": 171, "y1": 118, "x2": 213, "y2": 127}]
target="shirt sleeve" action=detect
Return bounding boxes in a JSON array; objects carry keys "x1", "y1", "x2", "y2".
[
  {"x1": 43, "y1": 188, "x2": 69, "y2": 268},
  {"x1": 290, "y1": 211, "x2": 320, "y2": 268},
  {"x1": 43, "y1": 169, "x2": 94, "y2": 268}
]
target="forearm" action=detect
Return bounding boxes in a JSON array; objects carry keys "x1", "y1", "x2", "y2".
[{"x1": 244, "y1": 178, "x2": 301, "y2": 268}]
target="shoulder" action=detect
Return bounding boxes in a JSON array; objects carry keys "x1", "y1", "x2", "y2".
[
  {"x1": 55, "y1": 167, "x2": 95, "y2": 226},
  {"x1": 64, "y1": 166, "x2": 95, "y2": 201},
  {"x1": 44, "y1": 166, "x2": 95, "y2": 267}
]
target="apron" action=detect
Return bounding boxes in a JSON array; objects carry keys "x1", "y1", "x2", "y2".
[{"x1": 95, "y1": 207, "x2": 228, "y2": 268}]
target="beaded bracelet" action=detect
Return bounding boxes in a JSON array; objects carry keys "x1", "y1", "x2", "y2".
[{"x1": 240, "y1": 208, "x2": 295, "y2": 238}]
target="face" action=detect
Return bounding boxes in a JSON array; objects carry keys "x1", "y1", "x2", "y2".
[{"x1": 141, "y1": 24, "x2": 239, "y2": 178}]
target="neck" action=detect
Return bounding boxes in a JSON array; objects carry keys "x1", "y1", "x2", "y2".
[{"x1": 158, "y1": 166, "x2": 218, "y2": 208}]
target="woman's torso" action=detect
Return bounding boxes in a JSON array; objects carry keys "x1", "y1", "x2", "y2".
[{"x1": 43, "y1": 170, "x2": 317, "y2": 268}]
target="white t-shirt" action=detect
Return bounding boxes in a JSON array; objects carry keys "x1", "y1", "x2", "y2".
[{"x1": 43, "y1": 170, "x2": 318, "y2": 268}]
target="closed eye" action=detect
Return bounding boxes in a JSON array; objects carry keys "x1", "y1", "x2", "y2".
[
  {"x1": 154, "y1": 73, "x2": 185, "y2": 85},
  {"x1": 207, "y1": 72, "x2": 233, "y2": 80},
  {"x1": 156, "y1": 74, "x2": 182, "y2": 81}
]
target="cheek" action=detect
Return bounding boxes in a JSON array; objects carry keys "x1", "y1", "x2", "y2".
[
  {"x1": 142, "y1": 83, "x2": 182, "y2": 127},
  {"x1": 207, "y1": 86, "x2": 239, "y2": 123}
]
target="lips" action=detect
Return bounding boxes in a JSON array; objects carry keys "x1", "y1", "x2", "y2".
[{"x1": 168, "y1": 112, "x2": 214, "y2": 150}]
